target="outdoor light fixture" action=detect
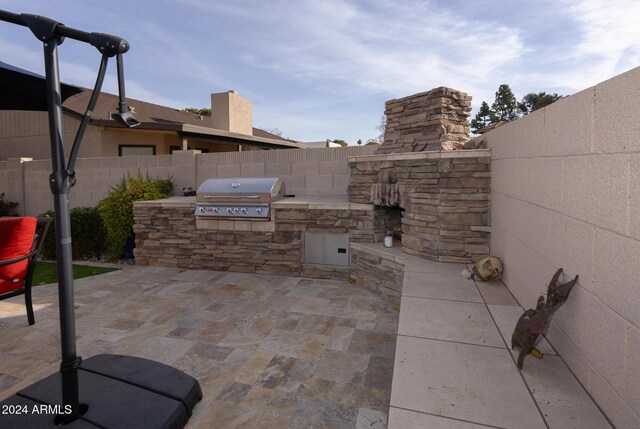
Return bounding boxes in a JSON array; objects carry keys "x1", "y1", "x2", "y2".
[{"x1": 0, "y1": 10, "x2": 201, "y2": 429}]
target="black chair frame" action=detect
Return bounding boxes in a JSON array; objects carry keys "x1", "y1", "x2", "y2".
[{"x1": 0, "y1": 217, "x2": 51, "y2": 325}]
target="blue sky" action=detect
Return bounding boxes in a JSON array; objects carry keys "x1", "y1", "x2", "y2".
[{"x1": 1, "y1": 0, "x2": 639, "y2": 144}]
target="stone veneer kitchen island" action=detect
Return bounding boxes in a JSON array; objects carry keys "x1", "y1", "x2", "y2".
[{"x1": 133, "y1": 195, "x2": 392, "y2": 279}]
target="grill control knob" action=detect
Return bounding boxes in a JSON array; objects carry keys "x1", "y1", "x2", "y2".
[
  {"x1": 256, "y1": 208, "x2": 264, "y2": 215},
  {"x1": 213, "y1": 208, "x2": 220, "y2": 214},
  {"x1": 240, "y1": 208, "x2": 248, "y2": 214},
  {"x1": 232, "y1": 208, "x2": 240, "y2": 213},
  {"x1": 227, "y1": 208, "x2": 233, "y2": 213},
  {"x1": 198, "y1": 207, "x2": 205, "y2": 213}
]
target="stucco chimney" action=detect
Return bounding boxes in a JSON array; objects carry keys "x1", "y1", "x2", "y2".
[{"x1": 211, "y1": 90, "x2": 253, "y2": 135}]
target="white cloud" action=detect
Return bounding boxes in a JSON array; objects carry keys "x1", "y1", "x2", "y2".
[
  {"x1": 0, "y1": 37, "x2": 45, "y2": 73},
  {"x1": 556, "y1": 0, "x2": 640, "y2": 84},
  {"x1": 165, "y1": 0, "x2": 525, "y2": 104}
]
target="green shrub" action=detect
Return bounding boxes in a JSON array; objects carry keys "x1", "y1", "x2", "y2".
[
  {"x1": 40, "y1": 210, "x2": 56, "y2": 259},
  {"x1": 98, "y1": 172, "x2": 173, "y2": 261},
  {"x1": 40, "y1": 207, "x2": 107, "y2": 261},
  {"x1": 0, "y1": 193, "x2": 19, "y2": 216}
]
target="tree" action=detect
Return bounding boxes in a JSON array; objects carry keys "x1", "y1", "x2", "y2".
[
  {"x1": 182, "y1": 107, "x2": 211, "y2": 116},
  {"x1": 470, "y1": 101, "x2": 496, "y2": 134},
  {"x1": 332, "y1": 139, "x2": 347, "y2": 147},
  {"x1": 263, "y1": 128, "x2": 283, "y2": 137},
  {"x1": 491, "y1": 84, "x2": 518, "y2": 122},
  {"x1": 471, "y1": 85, "x2": 566, "y2": 134},
  {"x1": 517, "y1": 92, "x2": 564, "y2": 115},
  {"x1": 374, "y1": 115, "x2": 386, "y2": 143}
]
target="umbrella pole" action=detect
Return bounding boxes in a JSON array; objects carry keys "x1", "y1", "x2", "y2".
[{"x1": 43, "y1": 38, "x2": 81, "y2": 423}]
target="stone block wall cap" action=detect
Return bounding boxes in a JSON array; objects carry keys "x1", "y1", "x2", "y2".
[
  {"x1": 440, "y1": 149, "x2": 491, "y2": 159},
  {"x1": 349, "y1": 149, "x2": 490, "y2": 163},
  {"x1": 308, "y1": 203, "x2": 352, "y2": 210},
  {"x1": 386, "y1": 152, "x2": 429, "y2": 161},
  {"x1": 385, "y1": 87, "x2": 471, "y2": 105},
  {"x1": 350, "y1": 241, "x2": 405, "y2": 264},
  {"x1": 271, "y1": 201, "x2": 310, "y2": 209},
  {"x1": 348, "y1": 154, "x2": 389, "y2": 162},
  {"x1": 134, "y1": 196, "x2": 195, "y2": 207}
]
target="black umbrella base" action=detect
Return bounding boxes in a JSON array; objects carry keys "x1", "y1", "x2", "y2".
[{"x1": 0, "y1": 354, "x2": 202, "y2": 429}]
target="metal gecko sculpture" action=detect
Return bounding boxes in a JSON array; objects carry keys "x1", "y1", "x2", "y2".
[{"x1": 511, "y1": 268, "x2": 579, "y2": 369}]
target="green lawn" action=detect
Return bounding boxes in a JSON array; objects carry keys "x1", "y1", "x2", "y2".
[{"x1": 32, "y1": 261, "x2": 118, "y2": 286}]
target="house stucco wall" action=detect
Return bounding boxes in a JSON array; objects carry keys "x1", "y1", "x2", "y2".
[
  {"x1": 0, "y1": 110, "x2": 242, "y2": 162},
  {"x1": 100, "y1": 128, "x2": 182, "y2": 156},
  {"x1": 485, "y1": 66, "x2": 640, "y2": 428},
  {"x1": 0, "y1": 110, "x2": 103, "y2": 160}
]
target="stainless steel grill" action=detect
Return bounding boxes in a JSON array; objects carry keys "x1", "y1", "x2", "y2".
[{"x1": 194, "y1": 177, "x2": 285, "y2": 219}]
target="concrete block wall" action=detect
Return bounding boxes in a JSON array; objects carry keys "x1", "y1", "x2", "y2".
[
  {"x1": 485, "y1": 66, "x2": 640, "y2": 428},
  {"x1": 195, "y1": 146, "x2": 376, "y2": 197},
  {"x1": 0, "y1": 161, "x2": 8, "y2": 198},
  {"x1": 2, "y1": 158, "x2": 32, "y2": 215},
  {"x1": 19, "y1": 155, "x2": 176, "y2": 215},
  {"x1": 13, "y1": 146, "x2": 377, "y2": 216}
]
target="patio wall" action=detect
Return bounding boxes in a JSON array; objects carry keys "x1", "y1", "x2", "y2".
[
  {"x1": 0, "y1": 161, "x2": 7, "y2": 197},
  {"x1": 484, "y1": 66, "x2": 640, "y2": 428},
  {"x1": 7, "y1": 146, "x2": 377, "y2": 216}
]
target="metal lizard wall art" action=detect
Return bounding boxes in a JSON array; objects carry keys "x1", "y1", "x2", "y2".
[{"x1": 511, "y1": 268, "x2": 579, "y2": 369}]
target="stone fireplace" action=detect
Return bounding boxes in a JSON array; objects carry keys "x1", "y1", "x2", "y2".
[{"x1": 347, "y1": 87, "x2": 490, "y2": 263}]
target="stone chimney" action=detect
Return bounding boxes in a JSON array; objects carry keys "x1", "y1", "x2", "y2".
[
  {"x1": 211, "y1": 90, "x2": 253, "y2": 135},
  {"x1": 377, "y1": 87, "x2": 471, "y2": 153}
]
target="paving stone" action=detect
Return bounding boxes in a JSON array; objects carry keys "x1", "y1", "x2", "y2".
[
  {"x1": 259, "y1": 355, "x2": 316, "y2": 393},
  {"x1": 298, "y1": 334, "x2": 329, "y2": 362},
  {"x1": 392, "y1": 336, "x2": 546, "y2": 428},
  {"x1": 192, "y1": 401, "x2": 263, "y2": 428},
  {"x1": 0, "y1": 373, "x2": 20, "y2": 392},
  {"x1": 356, "y1": 408, "x2": 387, "y2": 429},
  {"x1": 290, "y1": 397, "x2": 359, "y2": 429},
  {"x1": 104, "y1": 318, "x2": 145, "y2": 330},
  {"x1": 364, "y1": 356, "x2": 395, "y2": 391},
  {"x1": 295, "y1": 314, "x2": 337, "y2": 335},
  {"x1": 188, "y1": 342, "x2": 234, "y2": 361},
  {"x1": 327, "y1": 326, "x2": 356, "y2": 352},
  {"x1": 243, "y1": 385, "x2": 301, "y2": 414},
  {"x1": 348, "y1": 329, "x2": 397, "y2": 359},
  {"x1": 315, "y1": 350, "x2": 370, "y2": 385},
  {"x1": 0, "y1": 266, "x2": 398, "y2": 429},
  {"x1": 215, "y1": 381, "x2": 253, "y2": 403},
  {"x1": 167, "y1": 326, "x2": 194, "y2": 338}
]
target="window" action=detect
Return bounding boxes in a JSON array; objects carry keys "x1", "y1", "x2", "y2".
[
  {"x1": 169, "y1": 146, "x2": 209, "y2": 154},
  {"x1": 118, "y1": 145, "x2": 156, "y2": 156}
]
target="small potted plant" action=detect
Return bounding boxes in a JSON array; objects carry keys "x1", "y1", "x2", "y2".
[{"x1": 182, "y1": 186, "x2": 195, "y2": 197}]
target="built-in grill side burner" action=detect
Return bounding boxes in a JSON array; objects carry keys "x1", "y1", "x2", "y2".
[{"x1": 195, "y1": 177, "x2": 285, "y2": 219}]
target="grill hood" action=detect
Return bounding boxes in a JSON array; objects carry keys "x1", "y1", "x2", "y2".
[{"x1": 195, "y1": 177, "x2": 285, "y2": 219}]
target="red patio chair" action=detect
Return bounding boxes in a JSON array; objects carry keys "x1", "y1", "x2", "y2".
[{"x1": 0, "y1": 216, "x2": 51, "y2": 325}]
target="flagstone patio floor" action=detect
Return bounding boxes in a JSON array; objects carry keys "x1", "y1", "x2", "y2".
[{"x1": 0, "y1": 266, "x2": 398, "y2": 428}]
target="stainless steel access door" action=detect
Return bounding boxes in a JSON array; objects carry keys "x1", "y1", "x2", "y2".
[{"x1": 304, "y1": 233, "x2": 350, "y2": 267}]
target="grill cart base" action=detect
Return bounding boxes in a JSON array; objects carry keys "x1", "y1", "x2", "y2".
[{"x1": 0, "y1": 354, "x2": 202, "y2": 429}]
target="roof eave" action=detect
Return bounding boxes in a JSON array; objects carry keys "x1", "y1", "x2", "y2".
[
  {"x1": 180, "y1": 124, "x2": 305, "y2": 149},
  {"x1": 88, "y1": 120, "x2": 306, "y2": 149}
]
